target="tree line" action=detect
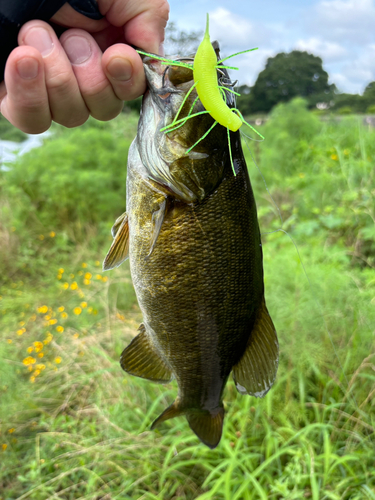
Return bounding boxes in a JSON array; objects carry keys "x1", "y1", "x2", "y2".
[{"x1": 236, "y1": 51, "x2": 375, "y2": 115}]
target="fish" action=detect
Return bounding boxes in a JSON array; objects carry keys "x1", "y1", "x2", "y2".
[{"x1": 103, "y1": 44, "x2": 279, "y2": 449}]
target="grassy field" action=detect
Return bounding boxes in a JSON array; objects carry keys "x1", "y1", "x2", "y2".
[{"x1": 1, "y1": 100, "x2": 374, "y2": 499}]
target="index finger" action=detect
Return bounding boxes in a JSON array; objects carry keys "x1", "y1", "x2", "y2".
[{"x1": 100, "y1": 0, "x2": 169, "y2": 55}]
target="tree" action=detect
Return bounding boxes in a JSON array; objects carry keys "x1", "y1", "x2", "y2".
[
  {"x1": 363, "y1": 81, "x2": 375, "y2": 111},
  {"x1": 248, "y1": 51, "x2": 336, "y2": 113}
]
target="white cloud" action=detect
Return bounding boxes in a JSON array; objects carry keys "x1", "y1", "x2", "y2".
[
  {"x1": 295, "y1": 38, "x2": 347, "y2": 62},
  {"x1": 311, "y1": 0, "x2": 375, "y2": 43},
  {"x1": 209, "y1": 7, "x2": 269, "y2": 49}
]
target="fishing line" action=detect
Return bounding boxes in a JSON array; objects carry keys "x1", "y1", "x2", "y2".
[{"x1": 243, "y1": 136, "x2": 358, "y2": 408}]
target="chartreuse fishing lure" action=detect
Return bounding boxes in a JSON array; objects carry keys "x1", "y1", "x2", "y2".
[{"x1": 137, "y1": 14, "x2": 263, "y2": 174}]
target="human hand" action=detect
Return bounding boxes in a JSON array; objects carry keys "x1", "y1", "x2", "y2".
[{"x1": 0, "y1": 0, "x2": 169, "y2": 133}]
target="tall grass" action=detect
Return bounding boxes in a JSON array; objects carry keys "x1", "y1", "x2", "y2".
[{"x1": 1, "y1": 104, "x2": 374, "y2": 499}]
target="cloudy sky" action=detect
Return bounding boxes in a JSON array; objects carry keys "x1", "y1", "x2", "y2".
[{"x1": 167, "y1": 0, "x2": 375, "y2": 94}]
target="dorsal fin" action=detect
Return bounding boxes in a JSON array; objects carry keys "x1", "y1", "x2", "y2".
[{"x1": 233, "y1": 298, "x2": 279, "y2": 397}]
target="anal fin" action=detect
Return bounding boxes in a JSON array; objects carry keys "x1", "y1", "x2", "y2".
[
  {"x1": 103, "y1": 212, "x2": 129, "y2": 271},
  {"x1": 120, "y1": 324, "x2": 172, "y2": 383},
  {"x1": 233, "y1": 298, "x2": 279, "y2": 397}
]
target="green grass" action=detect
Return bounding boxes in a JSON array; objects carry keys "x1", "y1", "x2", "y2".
[{"x1": 1, "y1": 103, "x2": 375, "y2": 499}]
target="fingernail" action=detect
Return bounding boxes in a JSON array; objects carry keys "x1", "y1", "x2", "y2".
[
  {"x1": 62, "y1": 36, "x2": 92, "y2": 65},
  {"x1": 17, "y1": 58, "x2": 39, "y2": 79},
  {"x1": 23, "y1": 27, "x2": 54, "y2": 57},
  {"x1": 107, "y1": 58, "x2": 132, "y2": 81}
]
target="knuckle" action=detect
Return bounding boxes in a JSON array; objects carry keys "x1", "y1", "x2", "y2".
[{"x1": 46, "y1": 70, "x2": 75, "y2": 94}]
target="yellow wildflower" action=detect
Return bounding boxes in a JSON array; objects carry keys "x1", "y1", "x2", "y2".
[
  {"x1": 56, "y1": 326, "x2": 64, "y2": 333},
  {"x1": 102, "y1": 276, "x2": 108, "y2": 283},
  {"x1": 34, "y1": 341, "x2": 43, "y2": 352},
  {"x1": 54, "y1": 357, "x2": 62, "y2": 364},
  {"x1": 49, "y1": 319, "x2": 57, "y2": 325},
  {"x1": 57, "y1": 274, "x2": 62, "y2": 280},
  {"x1": 44, "y1": 315, "x2": 51, "y2": 321},
  {"x1": 95, "y1": 260, "x2": 100, "y2": 266},
  {"x1": 23, "y1": 356, "x2": 36, "y2": 366},
  {"x1": 44, "y1": 332, "x2": 53, "y2": 344},
  {"x1": 73, "y1": 333, "x2": 79, "y2": 339},
  {"x1": 58, "y1": 306, "x2": 64, "y2": 312},
  {"x1": 82, "y1": 263, "x2": 87, "y2": 268},
  {"x1": 27, "y1": 347, "x2": 34, "y2": 353},
  {"x1": 7, "y1": 339, "x2": 12, "y2": 344},
  {"x1": 17, "y1": 328, "x2": 26, "y2": 336},
  {"x1": 30, "y1": 376, "x2": 36, "y2": 383},
  {"x1": 331, "y1": 154, "x2": 338, "y2": 160},
  {"x1": 83, "y1": 279, "x2": 90, "y2": 286},
  {"x1": 49, "y1": 231, "x2": 55, "y2": 238},
  {"x1": 63, "y1": 283, "x2": 69, "y2": 289},
  {"x1": 37, "y1": 353, "x2": 44, "y2": 358},
  {"x1": 36, "y1": 364, "x2": 46, "y2": 370},
  {"x1": 19, "y1": 321, "x2": 25, "y2": 326},
  {"x1": 73, "y1": 307, "x2": 82, "y2": 315},
  {"x1": 70, "y1": 282, "x2": 78, "y2": 290},
  {"x1": 88, "y1": 307, "x2": 93, "y2": 313},
  {"x1": 38, "y1": 305, "x2": 48, "y2": 314},
  {"x1": 58, "y1": 268, "x2": 64, "y2": 274},
  {"x1": 8, "y1": 428, "x2": 15, "y2": 434},
  {"x1": 80, "y1": 302, "x2": 87, "y2": 308},
  {"x1": 84, "y1": 272, "x2": 92, "y2": 280},
  {"x1": 96, "y1": 274, "x2": 102, "y2": 280},
  {"x1": 61, "y1": 312, "x2": 68, "y2": 319},
  {"x1": 2, "y1": 444, "x2": 7, "y2": 451},
  {"x1": 28, "y1": 365, "x2": 33, "y2": 372}
]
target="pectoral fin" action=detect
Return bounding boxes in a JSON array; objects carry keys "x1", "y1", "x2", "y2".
[
  {"x1": 103, "y1": 212, "x2": 129, "y2": 271},
  {"x1": 146, "y1": 199, "x2": 167, "y2": 259},
  {"x1": 120, "y1": 324, "x2": 172, "y2": 383},
  {"x1": 233, "y1": 298, "x2": 279, "y2": 397}
]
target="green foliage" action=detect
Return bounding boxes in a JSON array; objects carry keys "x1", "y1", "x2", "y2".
[
  {"x1": 247, "y1": 51, "x2": 336, "y2": 113},
  {"x1": 0, "y1": 114, "x2": 27, "y2": 142},
  {"x1": 0, "y1": 115, "x2": 137, "y2": 281},
  {"x1": 367, "y1": 104, "x2": 375, "y2": 114},
  {"x1": 256, "y1": 98, "x2": 321, "y2": 177},
  {"x1": 245, "y1": 98, "x2": 375, "y2": 269},
  {"x1": 337, "y1": 105, "x2": 353, "y2": 114},
  {"x1": 1, "y1": 109, "x2": 375, "y2": 499}
]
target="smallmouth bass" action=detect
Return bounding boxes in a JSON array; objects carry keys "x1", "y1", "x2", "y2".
[{"x1": 104, "y1": 46, "x2": 279, "y2": 449}]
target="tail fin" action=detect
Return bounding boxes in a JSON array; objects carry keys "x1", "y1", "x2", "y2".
[
  {"x1": 151, "y1": 400, "x2": 224, "y2": 449},
  {"x1": 186, "y1": 407, "x2": 224, "y2": 449}
]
